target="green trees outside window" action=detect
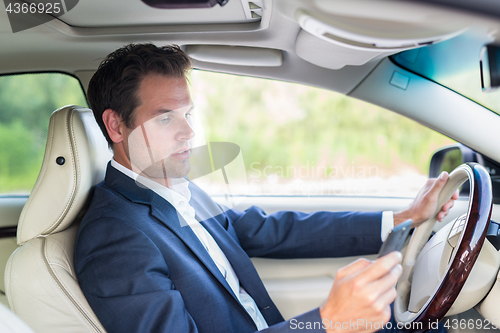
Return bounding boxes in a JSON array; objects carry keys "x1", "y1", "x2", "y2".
[{"x1": 0, "y1": 73, "x2": 87, "y2": 194}]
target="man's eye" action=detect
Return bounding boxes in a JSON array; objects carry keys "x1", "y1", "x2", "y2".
[
  {"x1": 159, "y1": 117, "x2": 171, "y2": 124},
  {"x1": 186, "y1": 112, "x2": 192, "y2": 118}
]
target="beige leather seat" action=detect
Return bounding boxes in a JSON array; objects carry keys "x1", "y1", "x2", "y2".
[{"x1": 5, "y1": 106, "x2": 112, "y2": 332}]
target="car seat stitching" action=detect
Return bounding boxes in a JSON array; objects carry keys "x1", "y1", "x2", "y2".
[
  {"x1": 46, "y1": 108, "x2": 79, "y2": 235},
  {"x1": 18, "y1": 113, "x2": 56, "y2": 244},
  {"x1": 41, "y1": 236, "x2": 104, "y2": 333}
]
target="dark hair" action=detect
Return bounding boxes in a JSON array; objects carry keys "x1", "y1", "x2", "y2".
[{"x1": 87, "y1": 43, "x2": 192, "y2": 146}]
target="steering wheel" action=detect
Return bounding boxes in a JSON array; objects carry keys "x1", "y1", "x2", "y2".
[{"x1": 394, "y1": 163, "x2": 493, "y2": 331}]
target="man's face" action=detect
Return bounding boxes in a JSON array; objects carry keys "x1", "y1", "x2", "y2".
[{"x1": 123, "y1": 74, "x2": 195, "y2": 181}]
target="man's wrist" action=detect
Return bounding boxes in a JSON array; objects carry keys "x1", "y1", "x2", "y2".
[
  {"x1": 319, "y1": 306, "x2": 335, "y2": 333},
  {"x1": 393, "y1": 210, "x2": 413, "y2": 227}
]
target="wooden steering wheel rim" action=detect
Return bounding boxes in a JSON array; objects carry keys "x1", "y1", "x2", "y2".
[{"x1": 397, "y1": 163, "x2": 493, "y2": 331}]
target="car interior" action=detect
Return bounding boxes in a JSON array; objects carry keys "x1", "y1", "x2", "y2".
[{"x1": 2, "y1": 0, "x2": 500, "y2": 332}]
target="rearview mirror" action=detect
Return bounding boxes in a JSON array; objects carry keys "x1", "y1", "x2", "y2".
[
  {"x1": 429, "y1": 144, "x2": 477, "y2": 196},
  {"x1": 480, "y1": 43, "x2": 500, "y2": 91},
  {"x1": 430, "y1": 144, "x2": 500, "y2": 203},
  {"x1": 429, "y1": 144, "x2": 479, "y2": 178}
]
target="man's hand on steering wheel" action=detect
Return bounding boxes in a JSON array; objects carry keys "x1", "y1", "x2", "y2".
[
  {"x1": 394, "y1": 171, "x2": 459, "y2": 228},
  {"x1": 392, "y1": 163, "x2": 494, "y2": 330}
]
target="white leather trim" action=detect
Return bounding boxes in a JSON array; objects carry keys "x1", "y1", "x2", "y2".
[
  {"x1": 17, "y1": 106, "x2": 111, "y2": 245},
  {"x1": 6, "y1": 224, "x2": 106, "y2": 333}
]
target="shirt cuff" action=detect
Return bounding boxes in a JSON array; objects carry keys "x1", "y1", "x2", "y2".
[{"x1": 381, "y1": 211, "x2": 394, "y2": 242}]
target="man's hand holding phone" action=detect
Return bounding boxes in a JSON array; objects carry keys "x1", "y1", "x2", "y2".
[
  {"x1": 319, "y1": 252, "x2": 403, "y2": 333},
  {"x1": 319, "y1": 220, "x2": 416, "y2": 333}
]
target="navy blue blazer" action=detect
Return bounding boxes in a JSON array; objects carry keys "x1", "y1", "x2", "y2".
[{"x1": 74, "y1": 164, "x2": 383, "y2": 333}]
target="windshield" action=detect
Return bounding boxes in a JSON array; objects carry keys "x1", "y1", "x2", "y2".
[{"x1": 392, "y1": 30, "x2": 500, "y2": 114}]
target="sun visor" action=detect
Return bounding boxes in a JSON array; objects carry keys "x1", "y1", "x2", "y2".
[
  {"x1": 294, "y1": 6, "x2": 465, "y2": 69},
  {"x1": 295, "y1": 30, "x2": 392, "y2": 70}
]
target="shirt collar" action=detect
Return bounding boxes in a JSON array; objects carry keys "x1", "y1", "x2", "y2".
[{"x1": 110, "y1": 159, "x2": 191, "y2": 208}]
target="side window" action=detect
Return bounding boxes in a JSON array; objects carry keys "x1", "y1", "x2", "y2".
[
  {"x1": 189, "y1": 70, "x2": 455, "y2": 198},
  {"x1": 0, "y1": 73, "x2": 88, "y2": 195}
]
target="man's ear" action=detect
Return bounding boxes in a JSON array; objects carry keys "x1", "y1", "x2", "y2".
[{"x1": 102, "y1": 109, "x2": 124, "y2": 144}]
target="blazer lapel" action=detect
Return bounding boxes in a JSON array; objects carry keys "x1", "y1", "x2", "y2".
[
  {"x1": 199, "y1": 217, "x2": 284, "y2": 325},
  {"x1": 149, "y1": 196, "x2": 243, "y2": 301},
  {"x1": 104, "y1": 164, "x2": 241, "y2": 304},
  {"x1": 188, "y1": 183, "x2": 284, "y2": 325}
]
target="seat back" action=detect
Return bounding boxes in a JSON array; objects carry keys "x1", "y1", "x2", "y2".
[{"x1": 5, "y1": 106, "x2": 112, "y2": 332}]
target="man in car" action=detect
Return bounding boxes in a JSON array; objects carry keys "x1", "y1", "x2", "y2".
[{"x1": 75, "y1": 43, "x2": 456, "y2": 333}]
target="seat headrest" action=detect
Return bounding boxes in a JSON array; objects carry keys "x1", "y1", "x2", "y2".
[{"x1": 17, "y1": 106, "x2": 112, "y2": 245}]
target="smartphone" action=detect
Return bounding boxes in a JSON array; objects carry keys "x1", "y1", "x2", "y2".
[{"x1": 378, "y1": 219, "x2": 413, "y2": 258}]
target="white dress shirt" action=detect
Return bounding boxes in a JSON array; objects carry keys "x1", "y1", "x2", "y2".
[{"x1": 111, "y1": 160, "x2": 269, "y2": 331}]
